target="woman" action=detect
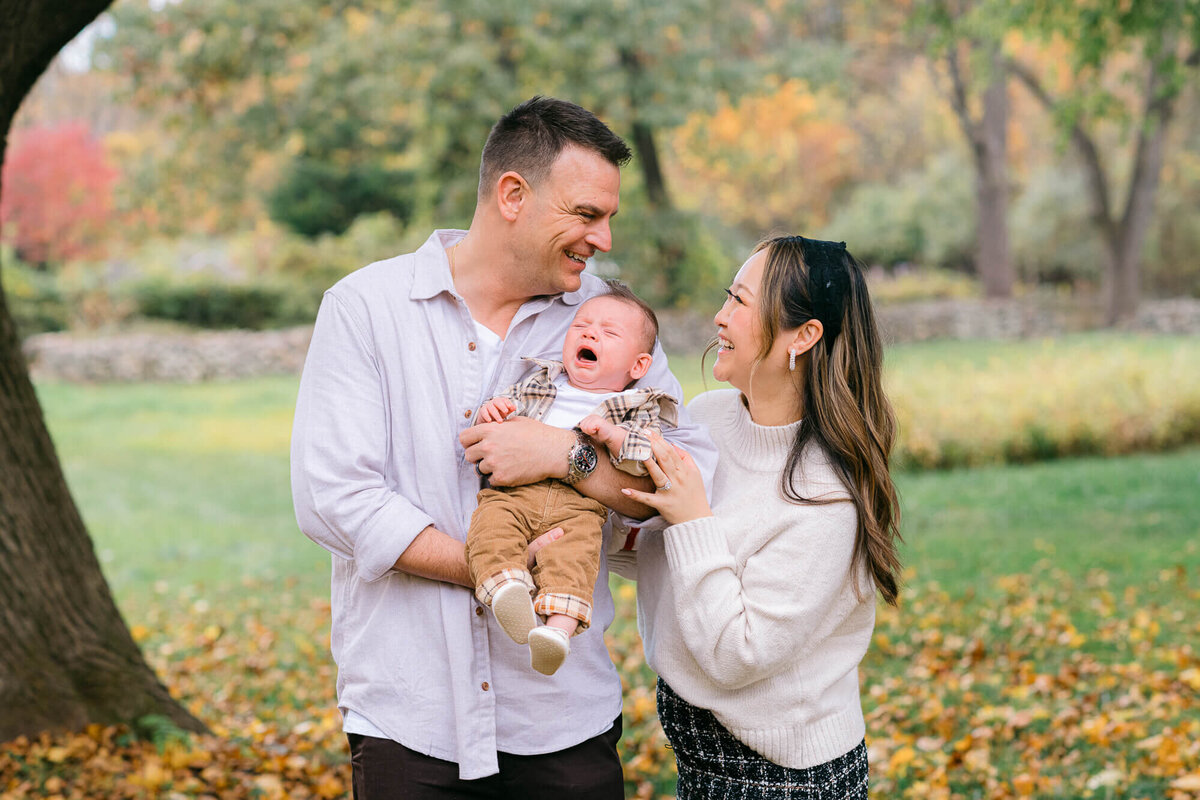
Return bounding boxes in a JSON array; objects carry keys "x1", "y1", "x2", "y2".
[{"x1": 618, "y1": 235, "x2": 901, "y2": 799}]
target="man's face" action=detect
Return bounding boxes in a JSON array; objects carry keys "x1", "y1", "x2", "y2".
[
  {"x1": 562, "y1": 296, "x2": 652, "y2": 393},
  {"x1": 517, "y1": 145, "x2": 621, "y2": 295}
]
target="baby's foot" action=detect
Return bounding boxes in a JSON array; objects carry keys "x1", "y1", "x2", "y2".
[
  {"x1": 491, "y1": 581, "x2": 537, "y2": 644},
  {"x1": 528, "y1": 626, "x2": 570, "y2": 676}
]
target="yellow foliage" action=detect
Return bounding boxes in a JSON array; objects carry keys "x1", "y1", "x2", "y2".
[{"x1": 888, "y1": 338, "x2": 1200, "y2": 469}]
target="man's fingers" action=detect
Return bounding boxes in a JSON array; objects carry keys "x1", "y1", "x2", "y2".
[
  {"x1": 527, "y1": 526, "x2": 565, "y2": 568},
  {"x1": 459, "y1": 423, "x2": 490, "y2": 447}
]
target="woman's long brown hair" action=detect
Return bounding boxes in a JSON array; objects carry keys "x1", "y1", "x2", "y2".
[{"x1": 755, "y1": 236, "x2": 903, "y2": 605}]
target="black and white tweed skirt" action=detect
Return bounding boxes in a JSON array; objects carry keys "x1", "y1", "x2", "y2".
[{"x1": 656, "y1": 679, "x2": 869, "y2": 800}]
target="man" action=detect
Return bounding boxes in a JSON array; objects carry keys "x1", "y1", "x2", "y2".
[{"x1": 290, "y1": 96, "x2": 717, "y2": 798}]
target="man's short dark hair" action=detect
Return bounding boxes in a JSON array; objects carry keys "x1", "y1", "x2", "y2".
[
  {"x1": 600, "y1": 279, "x2": 659, "y2": 354},
  {"x1": 479, "y1": 96, "x2": 632, "y2": 200}
]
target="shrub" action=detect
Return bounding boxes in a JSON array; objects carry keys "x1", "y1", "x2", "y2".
[
  {"x1": 887, "y1": 335, "x2": 1200, "y2": 470},
  {"x1": 267, "y1": 158, "x2": 415, "y2": 238},
  {"x1": 131, "y1": 278, "x2": 317, "y2": 330},
  {"x1": 0, "y1": 122, "x2": 118, "y2": 265},
  {"x1": 1009, "y1": 164, "x2": 1105, "y2": 288},
  {"x1": 822, "y1": 151, "x2": 975, "y2": 270},
  {"x1": 610, "y1": 203, "x2": 745, "y2": 310},
  {"x1": 866, "y1": 266, "x2": 980, "y2": 305},
  {"x1": 1, "y1": 250, "x2": 69, "y2": 335}
]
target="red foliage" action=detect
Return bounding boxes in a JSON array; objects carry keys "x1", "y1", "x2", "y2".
[{"x1": 1, "y1": 122, "x2": 118, "y2": 264}]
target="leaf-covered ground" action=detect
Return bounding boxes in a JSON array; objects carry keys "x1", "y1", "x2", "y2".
[{"x1": 2, "y1": 560, "x2": 1198, "y2": 799}]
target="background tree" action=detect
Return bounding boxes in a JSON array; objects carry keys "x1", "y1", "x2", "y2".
[
  {"x1": 0, "y1": 0, "x2": 207, "y2": 740},
  {"x1": 96, "y1": 0, "x2": 843, "y2": 306},
  {"x1": 917, "y1": 0, "x2": 1015, "y2": 297},
  {"x1": 1007, "y1": 0, "x2": 1200, "y2": 323},
  {"x1": 1, "y1": 122, "x2": 118, "y2": 265}
]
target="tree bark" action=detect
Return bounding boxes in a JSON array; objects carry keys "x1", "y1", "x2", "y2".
[
  {"x1": 946, "y1": 44, "x2": 1013, "y2": 298},
  {"x1": 0, "y1": 0, "x2": 207, "y2": 740},
  {"x1": 629, "y1": 120, "x2": 671, "y2": 210}
]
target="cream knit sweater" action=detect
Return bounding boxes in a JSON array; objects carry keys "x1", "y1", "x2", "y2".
[{"x1": 631, "y1": 389, "x2": 875, "y2": 769}]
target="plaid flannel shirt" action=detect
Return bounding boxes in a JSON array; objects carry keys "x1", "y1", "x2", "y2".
[{"x1": 481, "y1": 357, "x2": 678, "y2": 476}]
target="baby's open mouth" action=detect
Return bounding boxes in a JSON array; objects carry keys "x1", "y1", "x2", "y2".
[{"x1": 578, "y1": 347, "x2": 597, "y2": 363}]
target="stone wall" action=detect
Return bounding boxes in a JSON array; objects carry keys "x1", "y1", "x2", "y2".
[
  {"x1": 21, "y1": 298, "x2": 1199, "y2": 383},
  {"x1": 23, "y1": 326, "x2": 313, "y2": 383}
]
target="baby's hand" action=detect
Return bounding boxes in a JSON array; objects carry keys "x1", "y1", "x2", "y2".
[
  {"x1": 579, "y1": 414, "x2": 628, "y2": 455},
  {"x1": 476, "y1": 397, "x2": 517, "y2": 424}
]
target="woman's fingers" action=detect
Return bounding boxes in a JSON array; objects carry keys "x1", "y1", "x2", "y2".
[
  {"x1": 643, "y1": 455, "x2": 670, "y2": 486},
  {"x1": 621, "y1": 486, "x2": 660, "y2": 508},
  {"x1": 649, "y1": 432, "x2": 681, "y2": 471}
]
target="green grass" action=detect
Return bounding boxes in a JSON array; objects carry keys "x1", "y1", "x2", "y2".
[
  {"x1": 35, "y1": 376, "x2": 326, "y2": 607},
  {"x1": 899, "y1": 450, "x2": 1200, "y2": 596}
]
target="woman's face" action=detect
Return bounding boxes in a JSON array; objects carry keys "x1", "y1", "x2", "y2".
[{"x1": 712, "y1": 250, "x2": 768, "y2": 391}]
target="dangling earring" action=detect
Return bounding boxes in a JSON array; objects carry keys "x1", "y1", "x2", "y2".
[{"x1": 788, "y1": 350, "x2": 797, "y2": 371}]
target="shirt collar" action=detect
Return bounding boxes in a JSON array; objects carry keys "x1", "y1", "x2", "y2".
[
  {"x1": 407, "y1": 228, "x2": 589, "y2": 310},
  {"x1": 409, "y1": 229, "x2": 463, "y2": 301}
]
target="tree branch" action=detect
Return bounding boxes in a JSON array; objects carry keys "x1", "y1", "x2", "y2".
[
  {"x1": 945, "y1": 42, "x2": 982, "y2": 155},
  {"x1": 1006, "y1": 55, "x2": 1116, "y2": 242}
]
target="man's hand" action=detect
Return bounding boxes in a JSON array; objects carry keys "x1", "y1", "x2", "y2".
[
  {"x1": 475, "y1": 397, "x2": 516, "y2": 424},
  {"x1": 527, "y1": 527, "x2": 564, "y2": 569},
  {"x1": 459, "y1": 416, "x2": 575, "y2": 487},
  {"x1": 578, "y1": 414, "x2": 629, "y2": 459}
]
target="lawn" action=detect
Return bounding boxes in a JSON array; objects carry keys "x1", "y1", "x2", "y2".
[{"x1": 5, "y1": 332, "x2": 1199, "y2": 799}]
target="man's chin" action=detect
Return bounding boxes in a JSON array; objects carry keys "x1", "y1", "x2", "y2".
[{"x1": 559, "y1": 273, "x2": 584, "y2": 293}]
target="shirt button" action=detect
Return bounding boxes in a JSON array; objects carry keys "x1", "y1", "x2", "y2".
[
  {"x1": 464, "y1": 409, "x2": 472, "y2": 418},
  {"x1": 468, "y1": 342, "x2": 477, "y2": 351},
  {"x1": 475, "y1": 606, "x2": 484, "y2": 616},
  {"x1": 481, "y1": 682, "x2": 490, "y2": 692}
]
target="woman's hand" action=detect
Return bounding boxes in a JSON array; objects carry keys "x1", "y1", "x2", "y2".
[{"x1": 620, "y1": 432, "x2": 711, "y2": 526}]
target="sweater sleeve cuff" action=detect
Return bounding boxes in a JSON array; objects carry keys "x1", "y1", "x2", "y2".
[{"x1": 663, "y1": 515, "x2": 729, "y2": 569}]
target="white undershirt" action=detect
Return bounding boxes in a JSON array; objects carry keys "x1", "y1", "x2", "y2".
[{"x1": 542, "y1": 373, "x2": 632, "y2": 429}]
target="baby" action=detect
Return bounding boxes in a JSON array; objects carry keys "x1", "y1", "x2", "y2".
[{"x1": 465, "y1": 281, "x2": 676, "y2": 675}]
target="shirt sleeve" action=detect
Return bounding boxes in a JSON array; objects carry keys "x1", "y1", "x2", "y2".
[
  {"x1": 661, "y1": 500, "x2": 861, "y2": 690},
  {"x1": 290, "y1": 291, "x2": 436, "y2": 582},
  {"x1": 613, "y1": 347, "x2": 718, "y2": 531}
]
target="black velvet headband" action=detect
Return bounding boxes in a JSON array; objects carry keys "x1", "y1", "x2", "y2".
[{"x1": 797, "y1": 236, "x2": 849, "y2": 341}]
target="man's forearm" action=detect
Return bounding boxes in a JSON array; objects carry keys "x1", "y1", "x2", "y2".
[
  {"x1": 393, "y1": 525, "x2": 472, "y2": 587},
  {"x1": 575, "y1": 455, "x2": 656, "y2": 519}
]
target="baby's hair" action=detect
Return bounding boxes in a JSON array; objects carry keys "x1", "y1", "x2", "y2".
[{"x1": 598, "y1": 279, "x2": 659, "y2": 353}]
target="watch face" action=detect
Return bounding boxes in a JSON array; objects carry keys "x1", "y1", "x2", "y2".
[
  {"x1": 573, "y1": 443, "x2": 597, "y2": 474},
  {"x1": 573, "y1": 443, "x2": 598, "y2": 474}
]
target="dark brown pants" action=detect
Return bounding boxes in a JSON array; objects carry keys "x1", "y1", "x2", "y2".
[{"x1": 348, "y1": 717, "x2": 623, "y2": 800}]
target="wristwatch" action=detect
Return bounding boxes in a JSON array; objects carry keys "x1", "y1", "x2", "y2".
[{"x1": 563, "y1": 430, "x2": 598, "y2": 485}]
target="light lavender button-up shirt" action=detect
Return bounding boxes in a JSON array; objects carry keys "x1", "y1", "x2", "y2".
[{"x1": 291, "y1": 229, "x2": 717, "y2": 779}]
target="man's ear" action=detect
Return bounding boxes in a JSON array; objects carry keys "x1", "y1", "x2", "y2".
[
  {"x1": 496, "y1": 171, "x2": 528, "y2": 221},
  {"x1": 629, "y1": 353, "x2": 653, "y2": 381},
  {"x1": 789, "y1": 319, "x2": 824, "y2": 357}
]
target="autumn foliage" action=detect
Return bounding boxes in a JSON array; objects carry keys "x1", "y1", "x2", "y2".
[{"x1": 0, "y1": 122, "x2": 117, "y2": 265}]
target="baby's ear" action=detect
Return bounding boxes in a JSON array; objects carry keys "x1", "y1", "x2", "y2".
[{"x1": 629, "y1": 353, "x2": 653, "y2": 381}]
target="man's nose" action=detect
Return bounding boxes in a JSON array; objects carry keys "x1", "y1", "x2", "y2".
[{"x1": 588, "y1": 221, "x2": 613, "y2": 253}]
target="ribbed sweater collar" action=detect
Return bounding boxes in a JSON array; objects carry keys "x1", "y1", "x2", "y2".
[{"x1": 719, "y1": 393, "x2": 803, "y2": 471}]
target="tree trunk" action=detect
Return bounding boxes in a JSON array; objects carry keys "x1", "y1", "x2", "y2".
[
  {"x1": 0, "y1": 0, "x2": 207, "y2": 740},
  {"x1": 1102, "y1": 62, "x2": 1175, "y2": 325},
  {"x1": 945, "y1": 43, "x2": 1013, "y2": 298},
  {"x1": 975, "y1": 54, "x2": 1012, "y2": 298},
  {"x1": 630, "y1": 120, "x2": 671, "y2": 210}
]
